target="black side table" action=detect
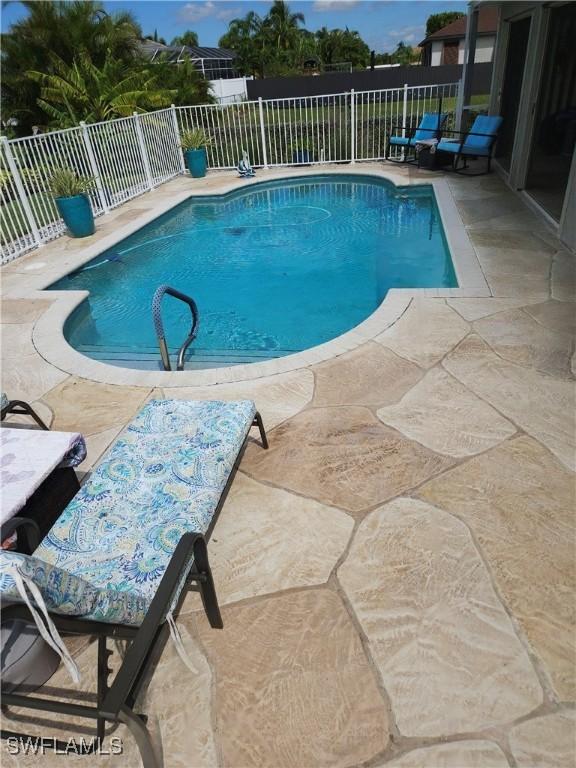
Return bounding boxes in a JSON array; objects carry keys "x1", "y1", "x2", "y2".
[{"x1": 417, "y1": 145, "x2": 453, "y2": 171}]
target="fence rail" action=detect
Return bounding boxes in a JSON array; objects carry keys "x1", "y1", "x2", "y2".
[{"x1": 1, "y1": 82, "x2": 459, "y2": 264}]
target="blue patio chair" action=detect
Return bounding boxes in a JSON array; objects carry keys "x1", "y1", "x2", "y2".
[
  {"x1": 437, "y1": 114, "x2": 503, "y2": 175},
  {"x1": 386, "y1": 112, "x2": 448, "y2": 162}
]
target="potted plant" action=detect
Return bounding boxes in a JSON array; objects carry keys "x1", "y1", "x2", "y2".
[
  {"x1": 291, "y1": 142, "x2": 313, "y2": 165},
  {"x1": 49, "y1": 168, "x2": 95, "y2": 238},
  {"x1": 181, "y1": 128, "x2": 213, "y2": 178}
]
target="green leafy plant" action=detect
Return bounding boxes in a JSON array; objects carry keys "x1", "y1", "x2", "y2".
[
  {"x1": 180, "y1": 128, "x2": 213, "y2": 151},
  {"x1": 48, "y1": 168, "x2": 94, "y2": 198}
]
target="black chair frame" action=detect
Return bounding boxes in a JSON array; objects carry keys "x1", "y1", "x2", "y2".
[
  {"x1": 385, "y1": 123, "x2": 444, "y2": 164},
  {"x1": 0, "y1": 412, "x2": 268, "y2": 768},
  {"x1": 435, "y1": 127, "x2": 499, "y2": 175},
  {"x1": 1, "y1": 398, "x2": 49, "y2": 430}
]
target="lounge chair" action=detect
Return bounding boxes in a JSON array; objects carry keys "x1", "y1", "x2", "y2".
[
  {"x1": 0, "y1": 399, "x2": 268, "y2": 767},
  {"x1": 436, "y1": 114, "x2": 503, "y2": 175},
  {"x1": 386, "y1": 112, "x2": 448, "y2": 162},
  {"x1": 1, "y1": 392, "x2": 49, "y2": 431}
]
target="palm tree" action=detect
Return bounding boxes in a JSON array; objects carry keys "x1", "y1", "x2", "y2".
[
  {"x1": 1, "y1": 1, "x2": 142, "y2": 133},
  {"x1": 171, "y1": 30, "x2": 199, "y2": 47},
  {"x1": 27, "y1": 52, "x2": 175, "y2": 128},
  {"x1": 219, "y1": 11, "x2": 267, "y2": 76},
  {"x1": 264, "y1": 0, "x2": 305, "y2": 51}
]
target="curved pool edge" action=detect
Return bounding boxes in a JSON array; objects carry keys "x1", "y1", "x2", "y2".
[{"x1": 22, "y1": 165, "x2": 490, "y2": 387}]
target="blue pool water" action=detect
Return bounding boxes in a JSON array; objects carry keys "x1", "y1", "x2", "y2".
[{"x1": 50, "y1": 175, "x2": 457, "y2": 369}]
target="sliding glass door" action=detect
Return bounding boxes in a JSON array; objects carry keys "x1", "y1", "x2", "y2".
[
  {"x1": 496, "y1": 16, "x2": 531, "y2": 172},
  {"x1": 526, "y1": 3, "x2": 576, "y2": 220}
]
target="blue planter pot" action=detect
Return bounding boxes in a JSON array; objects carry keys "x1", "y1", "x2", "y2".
[
  {"x1": 55, "y1": 194, "x2": 95, "y2": 238},
  {"x1": 185, "y1": 148, "x2": 207, "y2": 178}
]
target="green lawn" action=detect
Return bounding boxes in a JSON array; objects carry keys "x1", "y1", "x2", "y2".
[{"x1": 1, "y1": 191, "x2": 56, "y2": 245}]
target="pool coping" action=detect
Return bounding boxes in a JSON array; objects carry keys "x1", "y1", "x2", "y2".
[{"x1": 4, "y1": 164, "x2": 491, "y2": 387}]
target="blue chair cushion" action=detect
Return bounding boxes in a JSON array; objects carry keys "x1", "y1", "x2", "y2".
[
  {"x1": 464, "y1": 115, "x2": 503, "y2": 151},
  {"x1": 389, "y1": 136, "x2": 413, "y2": 146},
  {"x1": 25, "y1": 399, "x2": 256, "y2": 617},
  {"x1": 0, "y1": 550, "x2": 149, "y2": 626},
  {"x1": 437, "y1": 139, "x2": 491, "y2": 157},
  {"x1": 413, "y1": 112, "x2": 448, "y2": 142},
  {"x1": 1, "y1": 392, "x2": 9, "y2": 410},
  {"x1": 390, "y1": 113, "x2": 448, "y2": 147}
]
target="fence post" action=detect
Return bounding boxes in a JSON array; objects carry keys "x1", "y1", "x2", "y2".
[
  {"x1": 350, "y1": 89, "x2": 356, "y2": 164},
  {"x1": 402, "y1": 83, "x2": 409, "y2": 133},
  {"x1": 455, "y1": 77, "x2": 465, "y2": 133},
  {"x1": 133, "y1": 111, "x2": 154, "y2": 190},
  {"x1": 1, "y1": 137, "x2": 43, "y2": 248},
  {"x1": 258, "y1": 97, "x2": 269, "y2": 169},
  {"x1": 171, "y1": 104, "x2": 186, "y2": 174},
  {"x1": 401, "y1": 83, "x2": 409, "y2": 161},
  {"x1": 80, "y1": 121, "x2": 109, "y2": 214}
]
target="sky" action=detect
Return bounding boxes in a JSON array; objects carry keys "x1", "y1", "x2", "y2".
[{"x1": 1, "y1": 0, "x2": 468, "y2": 53}]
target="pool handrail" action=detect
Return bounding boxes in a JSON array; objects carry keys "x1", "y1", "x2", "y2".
[{"x1": 151, "y1": 284, "x2": 199, "y2": 371}]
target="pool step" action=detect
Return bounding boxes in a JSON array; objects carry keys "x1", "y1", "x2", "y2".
[{"x1": 76, "y1": 343, "x2": 298, "y2": 370}]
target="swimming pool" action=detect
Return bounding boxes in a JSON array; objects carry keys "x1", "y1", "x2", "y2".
[{"x1": 49, "y1": 175, "x2": 457, "y2": 370}]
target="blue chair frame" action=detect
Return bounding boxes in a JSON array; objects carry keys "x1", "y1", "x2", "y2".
[
  {"x1": 386, "y1": 112, "x2": 448, "y2": 163},
  {"x1": 436, "y1": 115, "x2": 503, "y2": 175}
]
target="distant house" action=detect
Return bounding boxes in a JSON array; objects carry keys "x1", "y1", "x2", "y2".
[
  {"x1": 419, "y1": 7, "x2": 498, "y2": 66},
  {"x1": 140, "y1": 40, "x2": 238, "y2": 79}
]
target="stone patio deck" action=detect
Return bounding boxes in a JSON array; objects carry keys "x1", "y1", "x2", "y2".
[{"x1": 1, "y1": 165, "x2": 575, "y2": 767}]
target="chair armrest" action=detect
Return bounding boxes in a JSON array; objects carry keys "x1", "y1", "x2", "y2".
[
  {"x1": 99, "y1": 531, "x2": 202, "y2": 720},
  {"x1": 1, "y1": 516, "x2": 41, "y2": 553}
]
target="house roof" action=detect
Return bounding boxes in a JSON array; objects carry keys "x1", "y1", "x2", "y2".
[
  {"x1": 419, "y1": 6, "x2": 498, "y2": 46},
  {"x1": 140, "y1": 40, "x2": 236, "y2": 62}
]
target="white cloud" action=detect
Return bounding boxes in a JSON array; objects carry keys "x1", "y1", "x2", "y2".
[
  {"x1": 312, "y1": 0, "x2": 361, "y2": 11},
  {"x1": 178, "y1": 2, "x2": 241, "y2": 23}
]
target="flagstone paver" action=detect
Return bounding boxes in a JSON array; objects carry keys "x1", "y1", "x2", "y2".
[
  {"x1": 42, "y1": 377, "x2": 151, "y2": 435},
  {"x1": 1, "y1": 350, "x2": 69, "y2": 403},
  {"x1": 377, "y1": 368, "x2": 516, "y2": 457},
  {"x1": 468, "y1": 229, "x2": 556, "y2": 253},
  {"x1": 195, "y1": 589, "x2": 390, "y2": 768},
  {"x1": 1, "y1": 167, "x2": 574, "y2": 768},
  {"x1": 509, "y1": 710, "x2": 576, "y2": 768},
  {"x1": 523, "y1": 298, "x2": 576, "y2": 335},
  {"x1": 338, "y1": 497, "x2": 543, "y2": 737},
  {"x1": 374, "y1": 299, "x2": 469, "y2": 368},
  {"x1": 443, "y1": 334, "x2": 576, "y2": 471},
  {"x1": 456, "y1": 193, "x2": 529, "y2": 226},
  {"x1": 419, "y1": 435, "x2": 576, "y2": 700},
  {"x1": 382, "y1": 740, "x2": 510, "y2": 767},
  {"x1": 474, "y1": 308, "x2": 574, "y2": 378},
  {"x1": 0, "y1": 298, "x2": 52, "y2": 324},
  {"x1": 1, "y1": 322, "x2": 36, "y2": 357},
  {"x1": 470, "y1": 244, "x2": 552, "y2": 298},
  {"x1": 244, "y1": 405, "x2": 453, "y2": 513},
  {"x1": 312, "y1": 341, "x2": 423, "y2": 408},
  {"x1": 551, "y1": 249, "x2": 576, "y2": 301},
  {"x1": 181, "y1": 473, "x2": 354, "y2": 608},
  {"x1": 162, "y1": 368, "x2": 314, "y2": 430},
  {"x1": 447, "y1": 296, "x2": 543, "y2": 321}
]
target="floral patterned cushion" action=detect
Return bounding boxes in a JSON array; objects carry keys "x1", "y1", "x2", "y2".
[
  {"x1": 1, "y1": 392, "x2": 9, "y2": 411},
  {"x1": 0, "y1": 550, "x2": 149, "y2": 626},
  {"x1": 34, "y1": 399, "x2": 256, "y2": 607}
]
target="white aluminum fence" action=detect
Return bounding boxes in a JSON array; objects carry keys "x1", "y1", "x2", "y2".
[{"x1": 1, "y1": 82, "x2": 458, "y2": 264}]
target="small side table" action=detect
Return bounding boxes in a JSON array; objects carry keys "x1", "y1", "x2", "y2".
[{"x1": 416, "y1": 139, "x2": 453, "y2": 171}]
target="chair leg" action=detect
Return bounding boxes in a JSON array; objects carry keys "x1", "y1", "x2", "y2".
[
  {"x1": 3, "y1": 400, "x2": 49, "y2": 430},
  {"x1": 253, "y1": 412, "x2": 268, "y2": 449},
  {"x1": 96, "y1": 636, "x2": 113, "y2": 743},
  {"x1": 119, "y1": 706, "x2": 160, "y2": 768},
  {"x1": 192, "y1": 537, "x2": 223, "y2": 629}
]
